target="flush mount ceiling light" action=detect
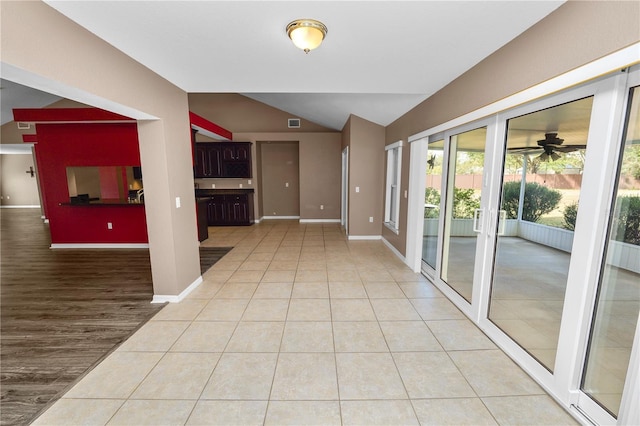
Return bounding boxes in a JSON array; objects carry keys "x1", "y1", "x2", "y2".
[{"x1": 286, "y1": 19, "x2": 327, "y2": 53}]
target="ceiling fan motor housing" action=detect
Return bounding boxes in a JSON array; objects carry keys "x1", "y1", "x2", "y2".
[{"x1": 537, "y1": 132, "x2": 565, "y2": 147}]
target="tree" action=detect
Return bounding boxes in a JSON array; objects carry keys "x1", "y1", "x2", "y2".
[{"x1": 502, "y1": 181, "x2": 562, "y2": 222}]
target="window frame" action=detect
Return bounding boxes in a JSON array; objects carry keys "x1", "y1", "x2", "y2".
[{"x1": 384, "y1": 140, "x2": 403, "y2": 233}]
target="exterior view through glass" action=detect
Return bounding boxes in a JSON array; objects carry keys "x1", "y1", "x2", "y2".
[
  {"x1": 582, "y1": 85, "x2": 640, "y2": 417},
  {"x1": 488, "y1": 97, "x2": 594, "y2": 372}
]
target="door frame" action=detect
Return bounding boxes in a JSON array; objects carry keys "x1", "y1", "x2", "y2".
[{"x1": 341, "y1": 147, "x2": 349, "y2": 234}]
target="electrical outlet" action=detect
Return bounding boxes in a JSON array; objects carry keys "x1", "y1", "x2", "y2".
[
  {"x1": 239, "y1": 183, "x2": 243, "y2": 188},
  {"x1": 285, "y1": 182, "x2": 289, "y2": 188},
  {"x1": 248, "y1": 180, "x2": 252, "y2": 185},
  {"x1": 355, "y1": 187, "x2": 360, "y2": 193},
  {"x1": 107, "y1": 222, "x2": 113, "y2": 230},
  {"x1": 404, "y1": 190, "x2": 408, "y2": 198},
  {"x1": 369, "y1": 217, "x2": 373, "y2": 223},
  {"x1": 212, "y1": 184, "x2": 215, "y2": 189},
  {"x1": 320, "y1": 205, "x2": 324, "y2": 210},
  {"x1": 175, "y1": 197, "x2": 181, "y2": 208}
]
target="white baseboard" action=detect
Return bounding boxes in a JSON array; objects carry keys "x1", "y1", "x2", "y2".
[
  {"x1": 382, "y1": 236, "x2": 406, "y2": 263},
  {"x1": 0, "y1": 205, "x2": 40, "y2": 208},
  {"x1": 262, "y1": 216, "x2": 300, "y2": 220},
  {"x1": 348, "y1": 235, "x2": 382, "y2": 240},
  {"x1": 50, "y1": 243, "x2": 149, "y2": 249},
  {"x1": 299, "y1": 219, "x2": 341, "y2": 223},
  {"x1": 151, "y1": 276, "x2": 203, "y2": 304}
]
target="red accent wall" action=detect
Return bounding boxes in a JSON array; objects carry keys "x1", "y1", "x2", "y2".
[{"x1": 34, "y1": 122, "x2": 148, "y2": 244}]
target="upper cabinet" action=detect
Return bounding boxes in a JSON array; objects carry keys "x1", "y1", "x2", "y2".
[{"x1": 194, "y1": 142, "x2": 252, "y2": 178}]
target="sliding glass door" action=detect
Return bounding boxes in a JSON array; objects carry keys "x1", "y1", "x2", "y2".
[
  {"x1": 411, "y1": 64, "x2": 640, "y2": 425},
  {"x1": 488, "y1": 97, "x2": 594, "y2": 371},
  {"x1": 581, "y1": 84, "x2": 640, "y2": 419},
  {"x1": 440, "y1": 127, "x2": 487, "y2": 303},
  {"x1": 421, "y1": 139, "x2": 444, "y2": 273}
]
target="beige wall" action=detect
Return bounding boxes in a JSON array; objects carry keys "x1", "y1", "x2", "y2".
[
  {"x1": 0, "y1": 153, "x2": 40, "y2": 206},
  {"x1": 260, "y1": 142, "x2": 300, "y2": 217},
  {"x1": 2, "y1": 1, "x2": 200, "y2": 297},
  {"x1": 1, "y1": 121, "x2": 36, "y2": 145},
  {"x1": 189, "y1": 93, "x2": 333, "y2": 133},
  {"x1": 342, "y1": 115, "x2": 385, "y2": 237},
  {"x1": 384, "y1": 0, "x2": 640, "y2": 256}
]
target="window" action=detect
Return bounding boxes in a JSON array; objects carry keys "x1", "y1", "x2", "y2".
[{"x1": 384, "y1": 141, "x2": 402, "y2": 232}]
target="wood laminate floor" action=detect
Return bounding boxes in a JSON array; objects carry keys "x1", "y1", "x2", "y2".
[{"x1": 0, "y1": 209, "x2": 166, "y2": 425}]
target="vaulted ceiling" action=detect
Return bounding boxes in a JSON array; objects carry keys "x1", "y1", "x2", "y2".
[{"x1": 5, "y1": 1, "x2": 565, "y2": 130}]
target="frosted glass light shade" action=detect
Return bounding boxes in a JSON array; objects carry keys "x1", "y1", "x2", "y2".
[{"x1": 286, "y1": 19, "x2": 327, "y2": 53}]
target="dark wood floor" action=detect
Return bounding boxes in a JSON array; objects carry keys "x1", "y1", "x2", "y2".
[{"x1": 0, "y1": 209, "x2": 165, "y2": 426}]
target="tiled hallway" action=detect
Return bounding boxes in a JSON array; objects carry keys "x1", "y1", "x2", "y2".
[{"x1": 33, "y1": 221, "x2": 577, "y2": 425}]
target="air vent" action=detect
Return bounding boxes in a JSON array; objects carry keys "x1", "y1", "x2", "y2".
[
  {"x1": 288, "y1": 118, "x2": 301, "y2": 128},
  {"x1": 17, "y1": 122, "x2": 31, "y2": 130}
]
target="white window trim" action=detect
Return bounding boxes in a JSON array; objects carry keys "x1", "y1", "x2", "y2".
[{"x1": 384, "y1": 141, "x2": 403, "y2": 233}]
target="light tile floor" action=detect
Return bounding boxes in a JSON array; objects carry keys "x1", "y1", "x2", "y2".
[{"x1": 32, "y1": 221, "x2": 578, "y2": 425}]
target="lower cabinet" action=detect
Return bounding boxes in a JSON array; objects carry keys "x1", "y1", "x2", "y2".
[
  {"x1": 196, "y1": 198, "x2": 209, "y2": 241},
  {"x1": 205, "y1": 194, "x2": 254, "y2": 226}
]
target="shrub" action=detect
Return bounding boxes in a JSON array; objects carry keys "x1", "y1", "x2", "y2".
[
  {"x1": 563, "y1": 202, "x2": 578, "y2": 231},
  {"x1": 423, "y1": 187, "x2": 480, "y2": 219},
  {"x1": 424, "y1": 188, "x2": 440, "y2": 218},
  {"x1": 612, "y1": 196, "x2": 640, "y2": 245},
  {"x1": 453, "y1": 188, "x2": 480, "y2": 219},
  {"x1": 502, "y1": 181, "x2": 562, "y2": 223}
]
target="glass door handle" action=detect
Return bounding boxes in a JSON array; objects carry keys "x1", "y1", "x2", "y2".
[
  {"x1": 473, "y1": 208, "x2": 483, "y2": 233},
  {"x1": 497, "y1": 210, "x2": 507, "y2": 236}
]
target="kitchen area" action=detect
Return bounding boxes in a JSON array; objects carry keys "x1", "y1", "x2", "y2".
[{"x1": 193, "y1": 138, "x2": 256, "y2": 242}]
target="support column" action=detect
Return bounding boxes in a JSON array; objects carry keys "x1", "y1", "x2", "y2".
[{"x1": 137, "y1": 120, "x2": 201, "y2": 301}]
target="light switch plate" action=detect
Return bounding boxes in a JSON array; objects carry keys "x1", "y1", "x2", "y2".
[{"x1": 175, "y1": 197, "x2": 181, "y2": 208}]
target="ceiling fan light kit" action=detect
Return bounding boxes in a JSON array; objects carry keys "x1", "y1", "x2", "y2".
[{"x1": 286, "y1": 19, "x2": 327, "y2": 53}]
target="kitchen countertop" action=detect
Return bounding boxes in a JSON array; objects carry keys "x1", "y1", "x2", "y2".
[
  {"x1": 60, "y1": 199, "x2": 145, "y2": 206},
  {"x1": 196, "y1": 188, "x2": 254, "y2": 197}
]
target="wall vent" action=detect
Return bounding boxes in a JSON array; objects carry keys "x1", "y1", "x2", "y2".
[{"x1": 288, "y1": 118, "x2": 301, "y2": 128}]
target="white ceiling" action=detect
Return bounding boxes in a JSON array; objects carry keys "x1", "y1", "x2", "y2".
[
  {"x1": 0, "y1": 79, "x2": 62, "y2": 125},
  {"x1": 15, "y1": 1, "x2": 565, "y2": 131}
]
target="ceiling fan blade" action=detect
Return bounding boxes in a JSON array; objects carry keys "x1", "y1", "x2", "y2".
[
  {"x1": 507, "y1": 147, "x2": 541, "y2": 154},
  {"x1": 554, "y1": 145, "x2": 587, "y2": 152}
]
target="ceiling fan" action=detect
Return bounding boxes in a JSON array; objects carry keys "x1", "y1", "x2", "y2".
[{"x1": 508, "y1": 132, "x2": 586, "y2": 162}]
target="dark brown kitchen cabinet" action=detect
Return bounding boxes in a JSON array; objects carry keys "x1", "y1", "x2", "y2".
[
  {"x1": 205, "y1": 193, "x2": 254, "y2": 226},
  {"x1": 207, "y1": 195, "x2": 227, "y2": 224},
  {"x1": 194, "y1": 144, "x2": 222, "y2": 178},
  {"x1": 194, "y1": 142, "x2": 251, "y2": 178},
  {"x1": 196, "y1": 198, "x2": 209, "y2": 242}
]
